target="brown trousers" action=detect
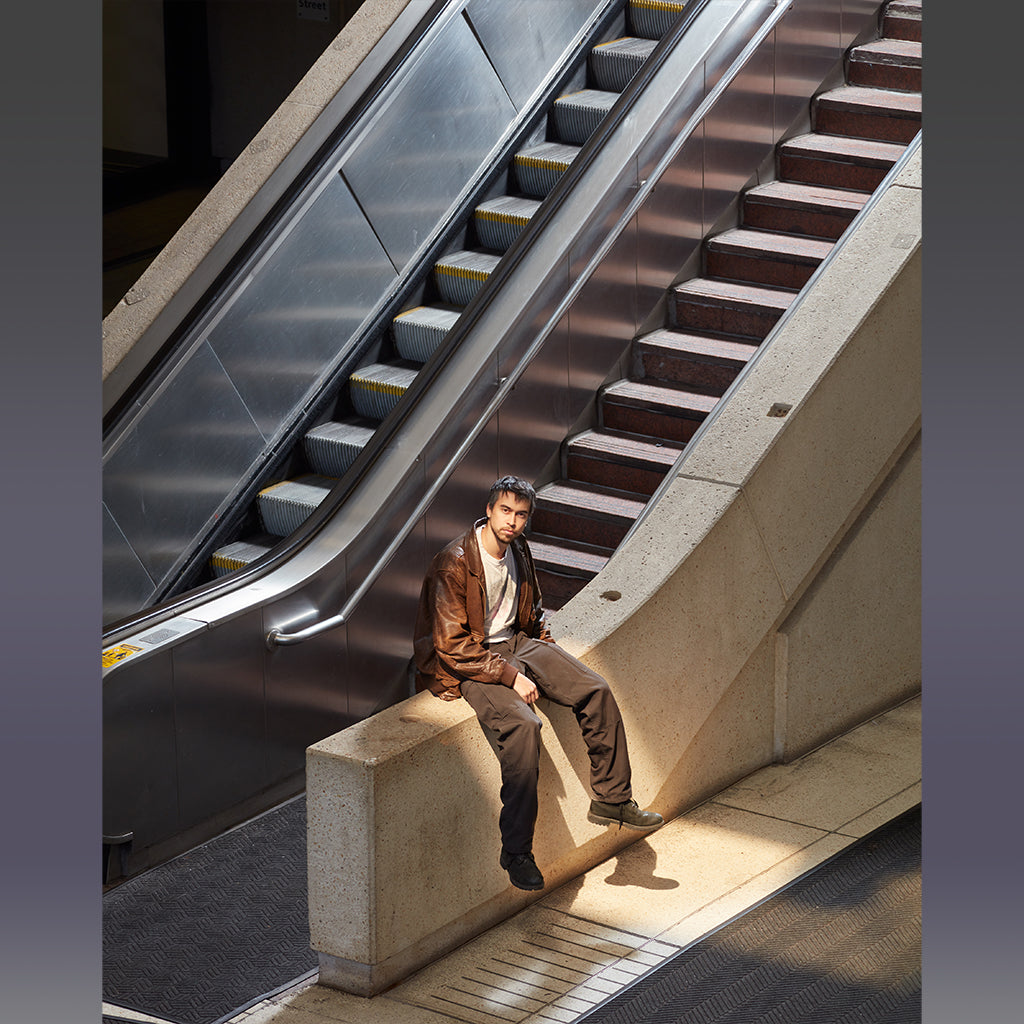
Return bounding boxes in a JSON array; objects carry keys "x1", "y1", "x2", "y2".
[{"x1": 460, "y1": 632, "x2": 633, "y2": 855}]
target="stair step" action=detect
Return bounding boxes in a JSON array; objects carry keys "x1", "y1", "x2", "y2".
[
  {"x1": 515, "y1": 141, "x2": 580, "y2": 197},
  {"x1": 257, "y1": 474, "x2": 337, "y2": 536},
  {"x1": 705, "y1": 228, "x2": 834, "y2": 289},
  {"x1": 210, "y1": 536, "x2": 276, "y2": 577},
  {"x1": 303, "y1": 418, "x2": 376, "y2": 476},
  {"x1": 434, "y1": 249, "x2": 501, "y2": 305},
  {"x1": 629, "y1": 0, "x2": 688, "y2": 40},
  {"x1": 671, "y1": 277, "x2": 795, "y2": 340},
  {"x1": 601, "y1": 378, "x2": 719, "y2": 443},
  {"x1": 590, "y1": 36, "x2": 657, "y2": 91},
  {"x1": 532, "y1": 481, "x2": 647, "y2": 549},
  {"x1": 634, "y1": 328, "x2": 759, "y2": 391},
  {"x1": 848, "y1": 38, "x2": 922, "y2": 92},
  {"x1": 529, "y1": 531, "x2": 613, "y2": 609},
  {"x1": 779, "y1": 132, "x2": 907, "y2": 191},
  {"x1": 742, "y1": 180, "x2": 869, "y2": 240},
  {"x1": 474, "y1": 196, "x2": 541, "y2": 252},
  {"x1": 392, "y1": 304, "x2": 461, "y2": 362},
  {"x1": 553, "y1": 89, "x2": 619, "y2": 145},
  {"x1": 813, "y1": 84, "x2": 921, "y2": 145},
  {"x1": 567, "y1": 429, "x2": 683, "y2": 495},
  {"x1": 348, "y1": 361, "x2": 419, "y2": 421},
  {"x1": 883, "y1": 0, "x2": 921, "y2": 42}
]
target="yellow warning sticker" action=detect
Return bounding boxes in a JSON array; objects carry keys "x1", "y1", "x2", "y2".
[{"x1": 103, "y1": 643, "x2": 143, "y2": 668}]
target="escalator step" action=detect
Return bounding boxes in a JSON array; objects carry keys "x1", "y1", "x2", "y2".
[
  {"x1": 209, "y1": 538, "x2": 274, "y2": 577},
  {"x1": 629, "y1": 0, "x2": 688, "y2": 40},
  {"x1": 348, "y1": 362, "x2": 420, "y2": 421},
  {"x1": 257, "y1": 475, "x2": 336, "y2": 537},
  {"x1": 552, "y1": 89, "x2": 618, "y2": 145},
  {"x1": 474, "y1": 196, "x2": 542, "y2": 252},
  {"x1": 514, "y1": 141, "x2": 580, "y2": 197},
  {"x1": 590, "y1": 36, "x2": 657, "y2": 92},
  {"x1": 393, "y1": 304, "x2": 461, "y2": 362},
  {"x1": 434, "y1": 249, "x2": 501, "y2": 306},
  {"x1": 303, "y1": 419, "x2": 377, "y2": 476}
]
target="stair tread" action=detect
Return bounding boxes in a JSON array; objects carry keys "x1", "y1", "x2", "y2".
[
  {"x1": 569, "y1": 428, "x2": 683, "y2": 467},
  {"x1": 604, "y1": 378, "x2": 720, "y2": 413},
  {"x1": 528, "y1": 533, "x2": 613, "y2": 576},
  {"x1": 475, "y1": 196, "x2": 542, "y2": 222},
  {"x1": 554, "y1": 88, "x2": 619, "y2": 110},
  {"x1": 781, "y1": 132, "x2": 907, "y2": 164},
  {"x1": 707, "y1": 227, "x2": 834, "y2": 263},
  {"x1": 536, "y1": 480, "x2": 648, "y2": 520},
  {"x1": 675, "y1": 276, "x2": 798, "y2": 305},
  {"x1": 745, "y1": 179, "x2": 871, "y2": 209},
  {"x1": 638, "y1": 327, "x2": 759, "y2": 363},
  {"x1": 435, "y1": 249, "x2": 502, "y2": 273},
  {"x1": 817, "y1": 83, "x2": 922, "y2": 111},
  {"x1": 516, "y1": 141, "x2": 581, "y2": 167},
  {"x1": 850, "y1": 38, "x2": 922, "y2": 64}
]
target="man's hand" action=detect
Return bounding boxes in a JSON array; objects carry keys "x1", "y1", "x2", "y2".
[{"x1": 512, "y1": 672, "x2": 539, "y2": 704}]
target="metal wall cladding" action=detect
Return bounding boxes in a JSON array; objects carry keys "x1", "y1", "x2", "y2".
[
  {"x1": 103, "y1": 650, "x2": 178, "y2": 845},
  {"x1": 103, "y1": 504, "x2": 157, "y2": 626},
  {"x1": 773, "y1": 0, "x2": 844, "y2": 136},
  {"x1": 206, "y1": 173, "x2": 399, "y2": 440},
  {"x1": 103, "y1": 341, "x2": 267, "y2": 612},
  {"x1": 170, "y1": 606, "x2": 271, "y2": 832},
  {"x1": 339, "y1": 13, "x2": 518, "y2": 273},
  {"x1": 465, "y1": 0, "x2": 609, "y2": 110}
]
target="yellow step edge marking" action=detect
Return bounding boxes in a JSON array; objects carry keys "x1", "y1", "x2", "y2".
[
  {"x1": 476, "y1": 209, "x2": 531, "y2": 226},
  {"x1": 633, "y1": 0, "x2": 687, "y2": 12},
  {"x1": 350, "y1": 377, "x2": 409, "y2": 396},
  {"x1": 594, "y1": 37, "x2": 631, "y2": 49},
  {"x1": 435, "y1": 264, "x2": 490, "y2": 282},
  {"x1": 211, "y1": 555, "x2": 248, "y2": 572},
  {"x1": 515, "y1": 155, "x2": 571, "y2": 172},
  {"x1": 394, "y1": 306, "x2": 425, "y2": 319}
]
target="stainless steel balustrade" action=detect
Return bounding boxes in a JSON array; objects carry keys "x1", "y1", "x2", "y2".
[{"x1": 103, "y1": 0, "x2": 886, "y2": 877}]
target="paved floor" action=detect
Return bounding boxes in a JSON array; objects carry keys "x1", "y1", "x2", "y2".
[{"x1": 103, "y1": 694, "x2": 920, "y2": 1024}]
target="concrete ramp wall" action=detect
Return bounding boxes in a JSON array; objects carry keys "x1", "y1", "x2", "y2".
[{"x1": 306, "y1": 149, "x2": 921, "y2": 996}]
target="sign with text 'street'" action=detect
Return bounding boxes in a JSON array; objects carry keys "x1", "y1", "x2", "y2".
[{"x1": 297, "y1": 0, "x2": 329, "y2": 22}]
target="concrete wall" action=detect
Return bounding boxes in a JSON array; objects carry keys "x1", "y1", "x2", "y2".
[{"x1": 306, "y1": 148, "x2": 922, "y2": 995}]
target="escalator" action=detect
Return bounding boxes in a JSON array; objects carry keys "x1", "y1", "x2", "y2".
[{"x1": 102, "y1": 0, "x2": 909, "y2": 880}]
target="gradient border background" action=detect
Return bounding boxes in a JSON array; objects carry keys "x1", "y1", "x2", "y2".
[{"x1": 1, "y1": 1, "x2": 1020, "y2": 1021}]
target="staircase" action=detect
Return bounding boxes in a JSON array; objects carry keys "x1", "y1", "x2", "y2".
[{"x1": 529, "y1": 0, "x2": 922, "y2": 610}]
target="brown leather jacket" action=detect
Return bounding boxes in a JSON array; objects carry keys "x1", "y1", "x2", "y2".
[{"x1": 414, "y1": 520, "x2": 553, "y2": 700}]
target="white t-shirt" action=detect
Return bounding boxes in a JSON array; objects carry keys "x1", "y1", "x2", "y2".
[{"x1": 478, "y1": 526, "x2": 519, "y2": 643}]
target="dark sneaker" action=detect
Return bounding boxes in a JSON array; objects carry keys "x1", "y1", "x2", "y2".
[
  {"x1": 588, "y1": 798, "x2": 664, "y2": 831},
  {"x1": 500, "y1": 849, "x2": 545, "y2": 891}
]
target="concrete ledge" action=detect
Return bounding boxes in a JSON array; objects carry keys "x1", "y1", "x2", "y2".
[{"x1": 306, "y1": 151, "x2": 921, "y2": 995}]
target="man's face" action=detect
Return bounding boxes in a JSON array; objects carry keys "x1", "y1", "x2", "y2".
[{"x1": 485, "y1": 492, "x2": 532, "y2": 549}]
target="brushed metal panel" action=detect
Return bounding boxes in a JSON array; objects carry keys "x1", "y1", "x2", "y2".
[
  {"x1": 207, "y1": 173, "x2": 398, "y2": 439},
  {"x1": 840, "y1": 0, "x2": 881, "y2": 48},
  {"x1": 341, "y1": 14, "x2": 519, "y2": 272},
  {"x1": 636, "y1": 129, "x2": 705, "y2": 321},
  {"x1": 171, "y1": 608, "x2": 270, "y2": 830},
  {"x1": 103, "y1": 503, "x2": 157, "y2": 625},
  {"x1": 103, "y1": 340, "x2": 267, "y2": 595},
  {"x1": 264, "y1": 617, "x2": 350, "y2": 780},
  {"x1": 466, "y1": 0, "x2": 608, "y2": 110},
  {"x1": 497, "y1": 318, "x2": 573, "y2": 482},
  {"x1": 345, "y1": 524, "x2": 426, "y2": 722},
  {"x1": 702, "y1": 36, "x2": 776, "y2": 228},
  {"x1": 773, "y1": 0, "x2": 843, "y2": 140},
  {"x1": 567, "y1": 218, "x2": 640, "y2": 400},
  {"x1": 103, "y1": 651, "x2": 179, "y2": 846}
]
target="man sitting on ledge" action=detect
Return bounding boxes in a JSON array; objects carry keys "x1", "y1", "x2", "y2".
[{"x1": 413, "y1": 475, "x2": 663, "y2": 892}]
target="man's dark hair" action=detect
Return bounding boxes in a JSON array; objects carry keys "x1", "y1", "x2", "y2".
[{"x1": 487, "y1": 475, "x2": 536, "y2": 514}]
